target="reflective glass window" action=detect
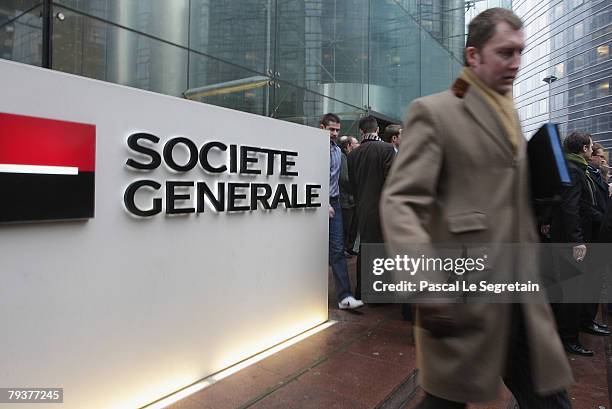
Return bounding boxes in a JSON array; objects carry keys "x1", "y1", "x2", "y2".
[
  {"x1": 0, "y1": 0, "x2": 41, "y2": 26},
  {"x1": 0, "y1": 0, "x2": 496, "y2": 126},
  {"x1": 598, "y1": 80, "x2": 610, "y2": 98},
  {"x1": 55, "y1": 0, "x2": 190, "y2": 47},
  {"x1": 573, "y1": 22, "x2": 584, "y2": 40},
  {"x1": 553, "y1": 3, "x2": 564, "y2": 20},
  {"x1": 553, "y1": 32, "x2": 564, "y2": 49},
  {"x1": 554, "y1": 62, "x2": 565, "y2": 77},
  {"x1": 552, "y1": 92, "x2": 565, "y2": 110},
  {"x1": 187, "y1": 51, "x2": 269, "y2": 117},
  {"x1": 0, "y1": 3, "x2": 42, "y2": 66},
  {"x1": 574, "y1": 53, "x2": 585, "y2": 71},
  {"x1": 52, "y1": 6, "x2": 188, "y2": 97},
  {"x1": 191, "y1": 1, "x2": 271, "y2": 75},
  {"x1": 597, "y1": 44, "x2": 610, "y2": 60}
]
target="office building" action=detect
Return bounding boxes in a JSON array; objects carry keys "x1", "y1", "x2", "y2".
[
  {"x1": 1, "y1": 0, "x2": 466, "y2": 130},
  {"x1": 514, "y1": 0, "x2": 611, "y2": 148}
]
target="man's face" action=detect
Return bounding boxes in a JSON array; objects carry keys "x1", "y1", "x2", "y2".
[
  {"x1": 466, "y1": 21, "x2": 525, "y2": 94},
  {"x1": 590, "y1": 148, "x2": 605, "y2": 167},
  {"x1": 392, "y1": 130, "x2": 402, "y2": 148},
  {"x1": 350, "y1": 137, "x2": 360, "y2": 151},
  {"x1": 321, "y1": 121, "x2": 341, "y2": 142},
  {"x1": 582, "y1": 138, "x2": 594, "y2": 159}
]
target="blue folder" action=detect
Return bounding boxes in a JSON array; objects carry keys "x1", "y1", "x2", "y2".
[{"x1": 528, "y1": 123, "x2": 571, "y2": 200}]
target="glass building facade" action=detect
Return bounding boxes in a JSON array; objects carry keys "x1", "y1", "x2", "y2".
[
  {"x1": 1, "y1": 0, "x2": 465, "y2": 132},
  {"x1": 514, "y1": 0, "x2": 612, "y2": 148},
  {"x1": 465, "y1": 0, "x2": 512, "y2": 36}
]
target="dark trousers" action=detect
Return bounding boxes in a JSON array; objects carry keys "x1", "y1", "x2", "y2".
[
  {"x1": 355, "y1": 230, "x2": 384, "y2": 300},
  {"x1": 550, "y1": 252, "x2": 601, "y2": 343},
  {"x1": 552, "y1": 302, "x2": 600, "y2": 343},
  {"x1": 552, "y1": 303, "x2": 582, "y2": 343},
  {"x1": 552, "y1": 303, "x2": 599, "y2": 343},
  {"x1": 579, "y1": 245, "x2": 603, "y2": 327},
  {"x1": 341, "y1": 207, "x2": 358, "y2": 251},
  {"x1": 356, "y1": 244, "x2": 362, "y2": 299},
  {"x1": 580, "y1": 303, "x2": 598, "y2": 326},
  {"x1": 355, "y1": 237, "x2": 381, "y2": 299},
  {"x1": 416, "y1": 305, "x2": 572, "y2": 409}
]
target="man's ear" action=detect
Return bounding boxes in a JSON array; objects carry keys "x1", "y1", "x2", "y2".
[{"x1": 319, "y1": 124, "x2": 325, "y2": 130}]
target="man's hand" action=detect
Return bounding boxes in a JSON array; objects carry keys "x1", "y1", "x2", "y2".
[
  {"x1": 573, "y1": 244, "x2": 587, "y2": 262},
  {"x1": 328, "y1": 205, "x2": 335, "y2": 219}
]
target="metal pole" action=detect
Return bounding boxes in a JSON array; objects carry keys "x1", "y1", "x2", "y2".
[
  {"x1": 548, "y1": 83, "x2": 552, "y2": 122},
  {"x1": 42, "y1": 0, "x2": 52, "y2": 68},
  {"x1": 543, "y1": 75, "x2": 558, "y2": 122},
  {"x1": 265, "y1": 0, "x2": 271, "y2": 116}
]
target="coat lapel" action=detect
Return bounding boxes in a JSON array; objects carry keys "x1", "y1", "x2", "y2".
[{"x1": 463, "y1": 88, "x2": 515, "y2": 157}]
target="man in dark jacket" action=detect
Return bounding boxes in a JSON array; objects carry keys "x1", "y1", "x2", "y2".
[
  {"x1": 347, "y1": 115, "x2": 395, "y2": 299},
  {"x1": 587, "y1": 143, "x2": 609, "y2": 238},
  {"x1": 338, "y1": 136, "x2": 359, "y2": 255},
  {"x1": 551, "y1": 131, "x2": 601, "y2": 355},
  {"x1": 581, "y1": 142, "x2": 611, "y2": 335}
]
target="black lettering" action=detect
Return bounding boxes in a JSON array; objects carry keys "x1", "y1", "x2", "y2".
[
  {"x1": 228, "y1": 182, "x2": 250, "y2": 211},
  {"x1": 229, "y1": 144, "x2": 238, "y2": 173},
  {"x1": 166, "y1": 181, "x2": 195, "y2": 214},
  {"x1": 280, "y1": 151, "x2": 299, "y2": 176},
  {"x1": 265, "y1": 148, "x2": 279, "y2": 175},
  {"x1": 199, "y1": 142, "x2": 228, "y2": 173},
  {"x1": 240, "y1": 146, "x2": 261, "y2": 175},
  {"x1": 196, "y1": 182, "x2": 225, "y2": 212},
  {"x1": 291, "y1": 184, "x2": 309, "y2": 208},
  {"x1": 306, "y1": 184, "x2": 321, "y2": 207},
  {"x1": 163, "y1": 137, "x2": 198, "y2": 172},
  {"x1": 271, "y1": 184, "x2": 292, "y2": 209},
  {"x1": 250, "y1": 183, "x2": 272, "y2": 210},
  {"x1": 126, "y1": 133, "x2": 161, "y2": 170},
  {"x1": 124, "y1": 180, "x2": 162, "y2": 216}
]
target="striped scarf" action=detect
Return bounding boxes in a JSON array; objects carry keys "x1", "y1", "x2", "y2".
[{"x1": 361, "y1": 132, "x2": 382, "y2": 142}]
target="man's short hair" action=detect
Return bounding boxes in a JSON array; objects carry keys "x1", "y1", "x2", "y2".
[
  {"x1": 564, "y1": 131, "x2": 592, "y2": 154},
  {"x1": 338, "y1": 136, "x2": 351, "y2": 153},
  {"x1": 465, "y1": 8, "x2": 523, "y2": 66},
  {"x1": 320, "y1": 113, "x2": 340, "y2": 127},
  {"x1": 382, "y1": 124, "x2": 401, "y2": 143},
  {"x1": 593, "y1": 142, "x2": 604, "y2": 154},
  {"x1": 359, "y1": 115, "x2": 378, "y2": 134}
]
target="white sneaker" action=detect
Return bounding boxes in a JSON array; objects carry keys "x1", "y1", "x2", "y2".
[{"x1": 338, "y1": 296, "x2": 364, "y2": 310}]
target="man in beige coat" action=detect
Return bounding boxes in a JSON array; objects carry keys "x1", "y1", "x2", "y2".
[{"x1": 380, "y1": 8, "x2": 573, "y2": 409}]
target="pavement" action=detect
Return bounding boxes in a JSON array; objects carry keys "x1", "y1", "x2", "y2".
[{"x1": 166, "y1": 256, "x2": 611, "y2": 409}]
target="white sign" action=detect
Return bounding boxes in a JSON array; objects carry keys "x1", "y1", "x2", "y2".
[{"x1": 0, "y1": 59, "x2": 329, "y2": 409}]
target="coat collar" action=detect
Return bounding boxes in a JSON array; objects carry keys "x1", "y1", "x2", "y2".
[
  {"x1": 588, "y1": 165, "x2": 608, "y2": 191},
  {"x1": 452, "y1": 78, "x2": 518, "y2": 158}
]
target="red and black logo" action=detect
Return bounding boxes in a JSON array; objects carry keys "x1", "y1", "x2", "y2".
[{"x1": 0, "y1": 112, "x2": 96, "y2": 223}]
